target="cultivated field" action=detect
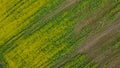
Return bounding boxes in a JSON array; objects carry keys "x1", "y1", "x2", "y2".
[{"x1": 0, "y1": 0, "x2": 120, "y2": 68}]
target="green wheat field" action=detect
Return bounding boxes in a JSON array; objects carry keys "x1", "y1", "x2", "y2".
[{"x1": 0, "y1": 0, "x2": 120, "y2": 68}]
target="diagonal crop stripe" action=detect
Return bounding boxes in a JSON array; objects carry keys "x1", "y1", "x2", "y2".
[{"x1": 0, "y1": 0, "x2": 120, "y2": 68}]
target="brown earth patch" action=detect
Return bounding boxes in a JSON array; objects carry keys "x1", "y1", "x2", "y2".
[{"x1": 51, "y1": 16, "x2": 120, "y2": 68}]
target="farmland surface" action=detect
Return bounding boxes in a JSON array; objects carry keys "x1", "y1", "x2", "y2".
[{"x1": 0, "y1": 0, "x2": 120, "y2": 68}]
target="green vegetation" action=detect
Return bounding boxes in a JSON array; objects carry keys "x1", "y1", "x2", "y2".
[{"x1": 0, "y1": 0, "x2": 120, "y2": 68}]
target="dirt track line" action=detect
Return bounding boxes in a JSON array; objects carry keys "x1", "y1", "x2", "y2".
[
  {"x1": 74, "y1": 1, "x2": 120, "y2": 37},
  {"x1": 97, "y1": 46, "x2": 120, "y2": 68},
  {"x1": 74, "y1": 0, "x2": 113, "y2": 33},
  {"x1": 80, "y1": 30, "x2": 120, "y2": 67},
  {"x1": 106, "y1": 54, "x2": 120, "y2": 68},
  {"x1": 85, "y1": 32, "x2": 120, "y2": 64},
  {"x1": 95, "y1": 45, "x2": 120, "y2": 65},
  {"x1": 76, "y1": 18, "x2": 120, "y2": 53},
  {"x1": 51, "y1": 18, "x2": 120, "y2": 68}
]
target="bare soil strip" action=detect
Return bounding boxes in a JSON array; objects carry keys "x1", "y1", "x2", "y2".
[
  {"x1": 74, "y1": 1, "x2": 120, "y2": 41},
  {"x1": 106, "y1": 54, "x2": 120, "y2": 68},
  {"x1": 98, "y1": 48, "x2": 120, "y2": 68},
  {"x1": 74, "y1": 0, "x2": 113, "y2": 34},
  {"x1": 52, "y1": 3, "x2": 120, "y2": 66},
  {"x1": 51, "y1": 16, "x2": 120, "y2": 68},
  {"x1": 85, "y1": 32, "x2": 120, "y2": 64}
]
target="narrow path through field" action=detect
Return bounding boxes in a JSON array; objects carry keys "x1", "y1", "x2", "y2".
[
  {"x1": 0, "y1": 0, "x2": 120, "y2": 67},
  {"x1": 51, "y1": 14, "x2": 120, "y2": 68}
]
